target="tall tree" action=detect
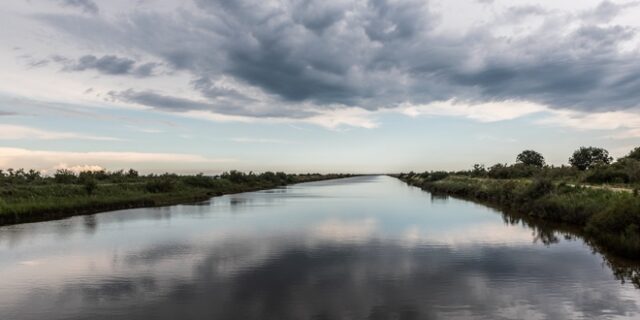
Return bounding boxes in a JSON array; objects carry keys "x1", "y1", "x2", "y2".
[
  {"x1": 625, "y1": 147, "x2": 640, "y2": 161},
  {"x1": 569, "y1": 147, "x2": 613, "y2": 170},
  {"x1": 516, "y1": 150, "x2": 545, "y2": 167}
]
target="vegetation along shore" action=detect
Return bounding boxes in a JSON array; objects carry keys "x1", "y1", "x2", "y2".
[
  {"x1": 0, "y1": 169, "x2": 352, "y2": 226},
  {"x1": 396, "y1": 146, "x2": 640, "y2": 260}
]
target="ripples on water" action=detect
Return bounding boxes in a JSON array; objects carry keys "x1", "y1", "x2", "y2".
[{"x1": 0, "y1": 176, "x2": 639, "y2": 319}]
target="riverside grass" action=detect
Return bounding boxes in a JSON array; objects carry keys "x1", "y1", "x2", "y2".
[
  {"x1": 0, "y1": 171, "x2": 351, "y2": 226},
  {"x1": 398, "y1": 175, "x2": 640, "y2": 259}
]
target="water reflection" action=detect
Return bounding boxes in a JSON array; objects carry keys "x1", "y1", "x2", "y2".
[{"x1": 0, "y1": 176, "x2": 639, "y2": 320}]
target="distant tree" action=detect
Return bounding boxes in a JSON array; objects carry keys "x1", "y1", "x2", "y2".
[
  {"x1": 127, "y1": 169, "x2": 139, "y2": 178},
  {"x1": 426, "y1": 171, "x2": 449, "y2": 182},
  {"x1": 471, "y1": 164, "x2": 486, "y2": 177},
  {"x1": 516, "y1": 150, "x2": 545, "y2": 167},
  {"x1": 54, "y1": 169, "x2": 77, "y2": 184},
  {"x1": 25, "y1": 169, "x2": 41, "y2": 182},
  {"x1": 625, "y1": 147, "x2": 640, "y2": 161},
  {"x1": 569, "y1": 147, "x2": 613, "y2": 170}
]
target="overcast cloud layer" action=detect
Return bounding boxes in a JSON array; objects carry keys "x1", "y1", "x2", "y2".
[
  {"x1": 1, "y1": 0, "x2": 640, "y2": 171},
  {"x1": 5, "y1": 0, "x2": 637, "y2": 121}
]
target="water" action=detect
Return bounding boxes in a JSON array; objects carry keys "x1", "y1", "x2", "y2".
[{"x1": 1, "y1": 175, "x2": 639, "y2": 319}]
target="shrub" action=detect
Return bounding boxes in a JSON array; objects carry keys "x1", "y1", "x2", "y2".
[
  {"x1": 220, "y1": 170, "x2": 248, "y2": 184},
  {"x1": 618, "y1": 158, "x2": 640, "y2": 183},
  {"x1": 587, "y1": 195, "x2": 640, "y2": 233},
  {"x1": 54, "y1": 169, "x2": 77, "y2": 184},
  {"x1": 625, "y1": 147, "x2": 640, "y2": 161},
  {"x1": 183, "y1": 173, "x2": 216, "y2": 188},
  {"x1": 145, "y1": 177, "x2": 177, "y2": 193},
  {"x1": 522, "y1": 178, "x2": 554, "y2": 200},
  {"x1": 420, "y1": 171, "x2": 449, "y2": 182},
  {"x1": 585, "y1": 167, "x2": 630, "y2": 184},
  {"x1": 538, "y1": 165, "x2": 581, "y2": 180},
  {"x1": 488, "y1": 163, "x2": 540, "y2": 179},
  {"x1": 83, "y1": 179, "x2": 98, "y2": 195},
  {"x1": 471, "y1": 164, "x2": 486, "y2": 177}
]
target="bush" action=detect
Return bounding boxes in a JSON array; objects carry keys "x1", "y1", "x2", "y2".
[
  {"x1": 618, "y1": 158, "x2": 640, "y2": 183},
  {"x1": 54, "y1": 169, "x2": 77, "y2": 184},
  {"x1": 220, "y1": 170, "x2": 248, "y2": 184},
  {"x1": 488, "y1": 163, "x2": 540, "y2": 179},
  {"x1": 420, "y1": 171, "x2": 449, "y2": 182},
  {"x1": 0, "y1": 197, "x2": 8, "y2": 214},
  {"x1": 586, "y1": 196, "x2": 640, "y2": 256},
  {"x1": 183, "y1": 173, "x2": 216, "y2": 188},
  {"x1": 522, "y1": 178, "x2": 554, "y2": 200},
  {"x1": 145, "y1": 177, "x2": 177, "y2": 193},
  {"x1": 471, "y1": 164, "x2": 486, "y2": 177},
  {"x1": 83, "y1": 179, "x2": 98, "y2": 195},
  {"x1": 585, "y1": 167, "x2": 630, "y2": 184},
  {"x1": 625, "y1": 147, "x2": 640, "y2": 161},
  {"x1": 587, "y1": 195, "x2": 640, "y2": 233}
]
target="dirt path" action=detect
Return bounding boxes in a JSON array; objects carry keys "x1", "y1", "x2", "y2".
[{"x1": 567, "y1": 183, "x2": 634, "y2": 193}]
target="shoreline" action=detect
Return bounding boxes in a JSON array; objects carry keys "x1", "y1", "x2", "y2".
[
  {"x1": 393, "y1": 174, "x2": 640, "y2": 261},
  {"x1": 0, "y1": 174, "x2": 353, "y2": 227}
]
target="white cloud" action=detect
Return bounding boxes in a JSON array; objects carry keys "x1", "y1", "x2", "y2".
[
  {"x1": 538, "y1": 109, "x2": 640, "y2": 138},
  {"x1": 0, "y1": 147, "x2": 235, "y2": 171},
  {"x1": 305, "y1": 107, "x2": 379, "y2": 129},
  {"x1": 53, "y1": 163, "x2": 104, "y2": 173},
  {"x1": 0, "y1": 124, "x2": 120, "y2": 141},
  {"x1": 401, "y1": 223, "x2": 534, "y2": 247},
  {"x1": 230, "y1": 137, "x2": 297, "y2": 144},
  {"x1": 398, "y1": 100, "x2": 547, "y2": 122},
  {"x1": 310, "y1": 218, "x2": 378, "y2": 243}
]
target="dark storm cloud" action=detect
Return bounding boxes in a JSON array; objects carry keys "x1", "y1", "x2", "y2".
[
  {"x1": 60, "y1": 55, "x2": 159, "y2": 77},
  {"x1": 132, "y1": 62, "x2": 159, "y2": 77},
  {"x1": 72, "y1": 55, "x2": 135, "y2": 74},
  {"x1": 37, "y1": 0, "x2": 640, "y2": 118},
  {"x1": 112, "y1": 89, "x2": 316, "y2": 118},
  {"x1": 59, "y1": 0, "x2": 99, "y2": 14},
  {"x1": 112, "y1": 90, "x2": 211, "y2": 112}
]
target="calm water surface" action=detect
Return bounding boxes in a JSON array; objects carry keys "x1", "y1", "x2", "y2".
[{"x1": 1, "y1": 176, "x2": 639, "y2": 319}]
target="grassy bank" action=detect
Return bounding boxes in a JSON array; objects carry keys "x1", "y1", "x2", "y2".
[
  {"x1": 397, "y1": 174, "x2": 640, "y2": 259},
  {"x1": 0, "y1": 169, "x2": 352, "y2": 226}
]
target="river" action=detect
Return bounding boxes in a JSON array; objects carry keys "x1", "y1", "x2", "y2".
[{"x1": 1, "y1": 175, "x2": 639, "y2": 319}]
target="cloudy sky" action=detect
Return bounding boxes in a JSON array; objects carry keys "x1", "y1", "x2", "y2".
[{"x1": 1, "y1": 0, "x2": 640, "y2": 173}]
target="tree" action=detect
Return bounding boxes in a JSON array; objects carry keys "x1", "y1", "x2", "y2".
[
  {"x1": 569, "y1": 147, "x2": 613, "y2": 170},
  {"x1": 516, "y1": 150, "x2": 545, "y2": 167},
  {"x1": 127, "y1": 169, "x2": 139, "y2": 178},
  {"x1": 471, "y1": 164, "x2": 486, "y2": 177},
  {"x1": 625, "y1": 147, "x2": 640, "y2": 161},
  {"x1": 54, "y1": 169, "x2": 77, "y2": 184}
]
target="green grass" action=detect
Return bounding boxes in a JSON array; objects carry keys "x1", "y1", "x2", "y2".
[{"x1": 0, "y1": 172, "x2": 352, "y2": 225}]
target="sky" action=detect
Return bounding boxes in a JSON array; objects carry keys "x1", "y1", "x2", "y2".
[{"x1": 1, "y1": 0, "x2": 640, "y2": 174}]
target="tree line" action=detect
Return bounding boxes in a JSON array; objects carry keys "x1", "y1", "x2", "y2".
[
  {"x1": 466, "y1": 146, "x2": 640, "y2": 184},
  {"x1": 401, "y1": 146, "x2": 640, "y2": 185}
]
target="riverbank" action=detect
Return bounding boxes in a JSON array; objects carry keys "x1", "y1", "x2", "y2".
[
  {"x1": 395, "y1": 174, "x2": 640, "y2": 259},
  {"x1": 0, "y1": 171, "x2": 352, "y2": 226}
]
